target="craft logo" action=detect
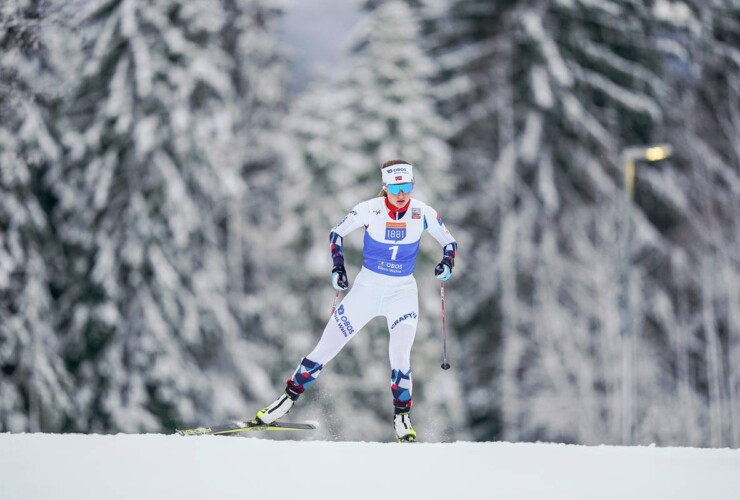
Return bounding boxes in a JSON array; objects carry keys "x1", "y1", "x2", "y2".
[
  {"x1": 412, "y1": 208, "x2": 421, "y2": 219},
  {"x1": 335, "y1": 305, "x2": 354, "y2": 337},
  {"x1": 391, "y1": 311, "x2": 418, "y2": 330},
  {"x1": 385, "y1": 222, "x2": 406, "y2": 241},
  {"x1": 373, "y1": 209, "x2": 382, "y2": 215}
]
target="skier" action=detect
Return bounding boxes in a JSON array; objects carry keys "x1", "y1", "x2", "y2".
[{"x1": 254, "y1": 160, "x2": 457, "y2": 442}]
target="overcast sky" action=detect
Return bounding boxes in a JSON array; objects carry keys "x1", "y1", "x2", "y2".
[{"x1": 279, "y1": 0, "x2": 364, "y2": 90}]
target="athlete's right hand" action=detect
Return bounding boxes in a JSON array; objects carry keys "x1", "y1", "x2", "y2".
[
  {"x1": 435, "y1": 257, "x2": 453, "y2": 281},
  {"x1": 332, "y1": 265, "x2": 349, "y2": 291}
]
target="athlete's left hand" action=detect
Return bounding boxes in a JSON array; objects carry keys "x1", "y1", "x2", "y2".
[
  {"x1": 332, "y1": 265, "x2": 349, "y2": 290},
  {"x1": 435, "y1": 257, "x2": 453, "y2": 281}
]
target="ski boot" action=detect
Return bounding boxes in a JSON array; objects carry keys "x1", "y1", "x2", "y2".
[
  {"x1": 255, "y1": 379, "x2": 304, "y2": 424},
  {"x1": 393, "y1": 399, "x2": 416, "y2": 443}
]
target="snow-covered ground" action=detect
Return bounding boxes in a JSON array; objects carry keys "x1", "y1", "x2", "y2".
[{"x1": 2, "y1": 433, "x2": 739, "y2": 500}]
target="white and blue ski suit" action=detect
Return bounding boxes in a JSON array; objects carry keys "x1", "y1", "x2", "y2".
[{"x1": 290, "y1": 196, "x2": 457, "y2": 408}]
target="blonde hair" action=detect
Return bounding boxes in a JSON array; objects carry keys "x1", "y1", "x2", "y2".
[{"x1": 378, "y1": 159, "x2": 410, "y2": 197}]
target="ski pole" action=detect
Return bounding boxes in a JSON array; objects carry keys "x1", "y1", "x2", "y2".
[
  {"x1": 440, "y1": 282, "x2": 450, "y2": 370},
  {"x1": 329, "y1": 291, "x2": 341, "y2": 318}
]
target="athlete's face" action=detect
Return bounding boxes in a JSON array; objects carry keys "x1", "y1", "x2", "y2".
[
  {"x1": 386, "y1": 182, "x2": 413, "y2": 208},
  {"x1": 387, "y1": 189, "x2": 409, "y2": 208}
]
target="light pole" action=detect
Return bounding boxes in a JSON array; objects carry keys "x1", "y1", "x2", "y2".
[{"x1": 619, "y1": 143, "x2": 672, "y2": 445}]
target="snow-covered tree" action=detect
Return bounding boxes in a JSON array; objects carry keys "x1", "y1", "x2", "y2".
[
  {"x1": 50, "y1": 0, "x2": 276, "y2": 432},
  {"x1": 427, "y1": 0, "x2": 730, "y2": 446},
  {"x1": 0, "y1": 0, "x2": 74, "y2": 432},
  {"x1": 655, "y1": 0, "x2": 740, "y2": 448},
  {"x1": 220, "y1": 0, "x2": 293, "y2": 341}
]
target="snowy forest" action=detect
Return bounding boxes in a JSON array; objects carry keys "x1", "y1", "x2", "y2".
[{"x1": 1, "y1": 0, "x2": 738, "y2": 448}]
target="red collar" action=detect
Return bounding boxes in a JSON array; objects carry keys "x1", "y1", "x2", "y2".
[{"x1": 385, "y1": 197, "x2": 410, "y2": 219}]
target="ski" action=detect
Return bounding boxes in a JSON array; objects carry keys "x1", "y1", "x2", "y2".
[{"x1": 176, "y1": 420, "x2": 318, "y2": 436}]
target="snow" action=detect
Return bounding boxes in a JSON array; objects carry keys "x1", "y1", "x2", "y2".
[
  {"x1": 521, "y1": 12, "x2": 574, "y2": 87},
  {"x1": 653, "y1": 0, "x2": 701, "y2": 34},
  {"x1": 1, "y1": 433, "x2": 739, "y2": 500},
  {"x1": 531, "y1": 66, "x2": 554, "y2": 109}
]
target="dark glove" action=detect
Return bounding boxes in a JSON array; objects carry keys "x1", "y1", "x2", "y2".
[
  {"x1": 434, "y1": 257, "x2": 453, "y2": 281},
  {"x1": 332, "y1": 265, "x2": 349, "y2": 290}
]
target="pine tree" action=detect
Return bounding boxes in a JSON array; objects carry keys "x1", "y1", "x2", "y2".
[
  {"x1": 220, "y1": 0, "x2": 292, "y2": 347},
  {"x1": 660, "y1": 0, "x2": 740, "y2": 447},
  {"x1": 0, "y1": 0, "x2": 74, "y2": 431},
  {"x1": 50, "y1": 0, "x2": 273, "y2": 432},
  {"x1": 429, "y1": 0, "x2": 706, "y2": 445}
]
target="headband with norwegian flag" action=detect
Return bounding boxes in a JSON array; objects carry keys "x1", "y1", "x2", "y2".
[{"x1": 381, "y1": 163, "x2": 414, "y2": 185}]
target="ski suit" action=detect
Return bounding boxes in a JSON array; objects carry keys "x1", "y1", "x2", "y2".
[{"x1": 290, "y1": 196, "x2": 457, "y2": 406}]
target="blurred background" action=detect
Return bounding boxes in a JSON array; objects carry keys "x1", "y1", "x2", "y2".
[{"x1": 1, "y1": 0, "x2": 738, "y2": 447}]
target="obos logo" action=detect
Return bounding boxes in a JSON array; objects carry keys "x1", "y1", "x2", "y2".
[{"x1": 335, "y1": 305, "x2": 354, "y2": 337}]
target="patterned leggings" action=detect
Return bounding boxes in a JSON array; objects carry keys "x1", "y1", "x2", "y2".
[{"x1": 290, "y1": 268, "x2": 418, "y2": 403}]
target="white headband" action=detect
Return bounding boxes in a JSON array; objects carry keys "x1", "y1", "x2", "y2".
[{"x1": 382, "y1": 163, "x2": 414, "y2": 185}]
